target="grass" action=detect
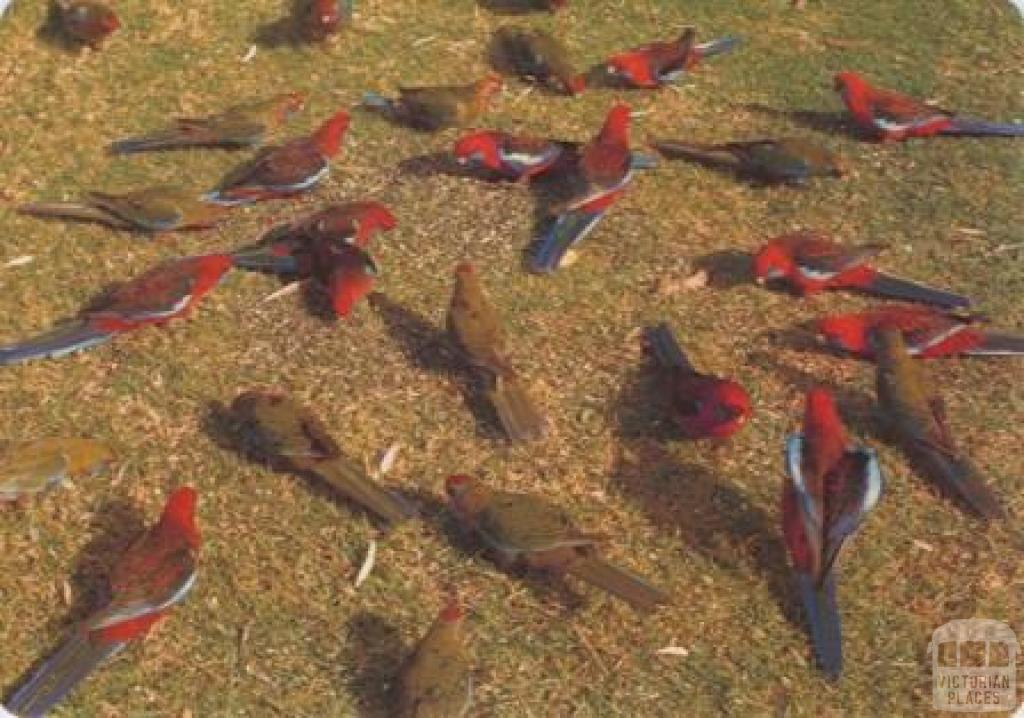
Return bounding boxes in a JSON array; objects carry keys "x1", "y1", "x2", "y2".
[{"x1": 0, "y1": 0, "x2": 1022, "y2": 715}]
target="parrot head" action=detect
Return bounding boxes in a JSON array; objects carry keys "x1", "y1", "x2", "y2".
[
  {"x1": 563, "y1": 74, "x2": 587, "y2": 96},
  {"x1": 445, "y1": 474, "x2": 478, "y2": 502},
  {"x1": 476, "y1": 73, "x2": 505, "y2": 100},
  {"x1": 598, "y1": 103, "x2": 632, "y2": 145},
  {"x1": 351, "y1": 201, "x2": 397, "y2": 240},
  {"x1": 312, "y1": 110, "x2": 351, "y2": 157},
  {"x1": 275, "y1": 92, "x2": 307, "y2": 123},
  {"x1": 439, "y1": 596, "x2": 466, "y2": 624},
  {"x1": 752, "y1": 241, "x2": 795, "y2": 285},
  {"x1": 97, "y1": 7, "x2": 121, "y2": 33},
  {"x1": 833, "y1": 71, "x2": 868, "y2": 101},
  {"x1": 816, "y1": 314, "x2": 870, "y2": 355},
  {"x1": 708, "y1": 381, "x2": 753, "y2": 438},
  {"x1": 161, "y1": 486, "x2": 201, "y2": 549},
  {"x1": 453, "y1": 131, "x2": 503, "y2": 170},
  {"x1": 804, "y1": 388, "x2": 846, "y2": 442},
  {"x1": 445, "y1": 474, "x2": 493, "y2": 519}
]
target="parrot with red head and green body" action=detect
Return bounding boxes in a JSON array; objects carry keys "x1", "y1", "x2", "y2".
[
  {"x1": 782, "y1": 388, "x2": 882, "y2": 680},
  {"x1": 108, "y1": 93, "x2": 305, "y2": 154},
  {"x1": 0, "y1": 439, "x2": 115, "y2": 505},
  {"x1": 362, "y1": 74, "x2": 503, "y2": 132},
  {"x1": 817, "y1": 304, "x2": 1024, "y2": 360},
  {"x1": 7, "y1": 487, "x2": 200, "y2": 717},
  {"x1": 491, "y1": 27, "x2": 586, "y2": 96},
  {"x1": 205, "y1": 111, "x2": 349, "y2": 205},
  {"x1": 446, "y1": 474, "x2": 670, "y2": 612},
  {"x1": 59, "y1": 1, "x2": 119, "y2": 48},
  {"x1": 653, "y1": 137, "x2": 844, "y2": 186},
  {"x1": 606, "y1": 27, "x2": 740, "y2": 88},
  {"x1": 0, "y1": 254, "x2": 233, "y2": 366},
  {"x1": 834, "y1": 71, "x2": 1024, "y2": 141},
  {"x1": 753, "y1": 231, "x2": 971, "y2": 309},
  {"x1": 645, "y1": 323, "x2": 752, "y2": 440}
]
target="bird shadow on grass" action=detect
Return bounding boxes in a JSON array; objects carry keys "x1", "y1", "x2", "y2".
[
  {"x1": 368, "y1": 292, "x2": 507, "y2": 443},
  {"x1": 342, "y1": 611, "x2": 407, "y2": 717},
  {"x1": 741, "y1": 103, "x2": 865, "y2": 141},
  {"x1": 251, "y1": 0, "x2": 319, "y2": 49},
  {"x1": 36, "y1": 2, "x2": 86, "y2": 53},
  {"x1": 477, "y1": 0, "x2": 560, "y2": 14},
  {"x1": 4, "y1": 499, "x2": 147, "y2": 703},
  {"x1": 396, "y1": 152, "x2": 487, "y2": 181},
  {"x1": 692, "y1": 249, "x2": 754, "y2": 290},
  {"x1": 607, "y1": 364, "x2": 802, "y2": 628}
]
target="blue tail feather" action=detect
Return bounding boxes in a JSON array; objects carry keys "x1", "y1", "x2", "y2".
[
  {"x1": 231, "y1": 252, "x2": 300, "y2": 274},
  {"x1": 529, "y1": 210, "x2": 605, "y2": 274},
  {"x1": 0, "y1": 322, "x2": 113, "y2": 366},
  {"x1": 943, "y1": 117, "x2": 1024, "y2": 137},
  {"x1": 361, "y1": 92, "x2": 394, "y2": 112},
  {"x1": 696, "y1": 36, "x2": 741, "y2": 58},
  {"x1": 797, "y1": 573, "x2": 842, "y2": 680}
]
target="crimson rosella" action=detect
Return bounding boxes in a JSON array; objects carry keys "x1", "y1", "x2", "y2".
[
  {"x1": 59, "y1": 1, "x2": 119, "y2": 48},
  {"x1": 7, "y1": 487, "x2": 200, "y2": 717},
  {"x1": 783, "y1": 388, "x2": 882, "y2": 680},
  {"x1": 393, "y1": 597, "x2": 473, "y2": 718},
  {"x1": 645, "y1": 323, "x2": 752, "y2": 439},
  {"x1": 362, "y1": 74, "x2": 503, "y2": 131},
  {"x1": 817, "y1": 304, "x2": 1024, "y2": 360},
  {"x1": 654, "y1": 137, "x2": 844, "y2": 186},
  {"x1": 1, "y1": 439, "x2": 114, "y2": 505},
  {"x1": 834, "y1": 71, "x2": 1024, "y2": 141},
  {"x1": 448, "y1": 263, "x2": 548, "y2": 443},
  {"x1": 300, "y1": 0, "x2": 352, "y2": 41},
  {"x1": 18, "y1": 187, "x2": 228, "y2": 233},
  {"x1": 606, "y1": 27, "x2": 740, "y2": 88},
  {"x1": 530, "y1": 103, "x2": 636, "y2": 273},
  {"x1": 491, "y1": 27, "x2": 586, "y2": 95},
  {"x1": 231, "y1": 391, "x2": 415, "y2": 525},
  {"x1": 753, "y1": 231, "x2": 971, "y2": 308},
  {"x1": 0, "y1": 254, "x2": 233, "y2": 365},
  {"x1": 108, "y1": 93, "x2": 305, "y2": 154},
  {"x1": 446, "y1": 474, "x2": 670, "y2": 612},
  {"x1": 874, "y1": 328, "x2": 1005, "y2": 520},
  {"x1": 205, "y1": 110, "x2": 349, "y2": 205}
]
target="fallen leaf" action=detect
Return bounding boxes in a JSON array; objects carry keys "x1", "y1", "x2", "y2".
[
  {"x1": 376, "y1": 444, "x2": 401, "y2": 478},
  {"x1": 912, "y1": 539, "x2": 934, "y2": 552},
  {"x1": 62, "y1": 580, "x2": 73, "y2": 607},
  {"x1": 355, "y1": 539, "x2": 377, "y2": 588},
  {"x1": 241, "y1": 45, "x2": 257, "y2": 63},
  {"x1": 3, "y1": 255, "x2": 34, "y2": 268},
  {"x1": 655, "y1": 646, "x2": 690, "y2": 657},
  {"x1": 261, "y1": 281, "x2": 304, "y2": 304},
  {"x1": 682, "y1": 269, "x2": 709, "y2": 289}
]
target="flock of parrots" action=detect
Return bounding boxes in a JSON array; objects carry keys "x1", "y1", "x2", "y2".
[{"x1": 1, "y1": 1, "x2": 1021, "y2": 716}]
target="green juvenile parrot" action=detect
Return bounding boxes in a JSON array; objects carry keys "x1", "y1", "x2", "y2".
[
  {"x1": 447, "y1": 262, "x2": 548, "y2": 443},
  {"x1": 873, "y1": 327, "x2": 1005, "y2": 520},
  {"x1": 0, "y1": 438, "x2": 115, "y2": 504},
  {"x1": 446, "y1": 474, "x2": 670, "y2": 612},
  {"x1": 231, "y1": 391, "x2": 415, "y2": 526},
  {"x1": 393, "y1": 597, "x2": 473, "y2": 718},
  {"x1": 362, "y1": 74, "x2": 504, "y2": 131},
  {"x1": 490, "y1": 27, "x2": 586, "y2": 95},
  {"x1": 653, "y1": 137, "x2": 845, "y2": 186}
]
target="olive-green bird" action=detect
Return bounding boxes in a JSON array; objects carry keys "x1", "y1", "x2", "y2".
[
  {"x1": 447, "y1": 262, "x2": 548, "y2": 443},
  {"x1": 490, "y1": 27, "x2": 586, "y2": 95},
  {"x1": 230, "y1": 391, "x2": 415, "y2": 526},
  {"x1": 18, "y1": 187, "x2": 229, "y2": 233},
  {"x1": 108, "y1": 93, "x2": 305, "y2": 154},
  {"x1": 0, "y1": 439, "x2": 115, "y2": 504},
  {"x1": 446, "y1": 474, "x2": 670, "y2": 612},
  {"x1": 873, "y1": 327, "x2": 1005, "y2": 520},
  {"x1": 393, "y1": 597, "x2": 473, "y2": 718},
  {"x1": 361, "y1": 74, "x2": 504, "y2": 131},
  {"x1": 652, "y1": 137, "x2": 845, "y2": 186}
]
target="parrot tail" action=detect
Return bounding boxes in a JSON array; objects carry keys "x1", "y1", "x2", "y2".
[
  {"x1": 6, "y1": 630, "x2": 125, "y2": 717},
  {"x1": 695, "y1": 36, "x2": 742, "y2": 58},
  {"x1": 107, "y1": 132, "x2": 237, "y2": 154},
  {"x1": 529, "y1": 210, "x2": 605, "y2": 273},
  {"x1": 17, "y1": 202, "x2": 133, "y2": 231},
  {"x1": 651, "y1": 139, "x2": 737, "y2": 168},
  {"x1": 318, "y1": 458, "x2": 417, "y2": 526},
  {"x1": 796, "y1": 572, "x2": 842, "y2": 681},
  {"x1": 911, "y1": 446, "x2": 1005, "y2": 520},
  {"x1": 644, "y1": 322, "x2": 694, "y2": 372},
  {"x1": 862, "y1": 273, "x2": 971, "y2": 310},
  {"x1": 361, "y1": 92, "x2": 396, "y2": 116},
  {"x1": 487, "y1": 374, "x2": 548, "y2": 443},
  {"x1": 230, "y1": 250, "x2": 301, "y2": 275},
  {"x1": 0, "y1": 322, "x2": 114, "y2": 366},
  {"x1": 967, "y1": 331, "x2": 1024, "y2": 356},
  {"x1": 568, "y1": 557, "x2": 670, "y2": 613},
  {"x1": 942, "y1": 118, "x2": 1024, "y2": 137}
]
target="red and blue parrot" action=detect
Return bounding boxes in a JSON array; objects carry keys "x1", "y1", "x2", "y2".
[
  {"x1": 753, "y1": 231, "x2": 971, "y2": 309},
  {"x1": 834, "y1": 71, "x2": 1024, "y2": 141},
  {"x1": 0, "y1": 254, "x2": 233, "y2": 365},
  {"x1": 7, "y1": 487, "x2": 200, "y2": 717},
  {"x1": 605, "y1": 27, "x2": 740, "y2": 89},
  {"x1": 817, "y1": 304, "x2": 1024, "y2": 360},
  {"x1": 782, "y1": 388, "x2": 883, "y2": 680},
  {"x1": 530, "y1": 103, "x2": 637, "y2": 273},
  {"x1": 645, "y1": 323, "x2": 752, "y2": 439},
  {"x1": 205, "y1": 111, "x2": 350, "y2": 205}
]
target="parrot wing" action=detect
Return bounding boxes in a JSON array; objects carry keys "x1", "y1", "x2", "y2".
[
  {"x1": 870, "y1": 88, "x2": 952, "y2": 131},
  {"x1": 89, "y1": 267, "x2": 198, "y2": 325},
  {"x1": 0, "y1": 443, "x2": 69, "y2": 499},
  {"x1": 794, "y1": 241, "x2": 884, "y2": 282},
  {"x1": 87, "y1": 191, "x2": 185, "y2": 232},
  {"x1": 476, "y1": 491, "x2": 598, "y2": 554},
  {"x1": 820, "y1": 447, "x2": 883, "y2": 577}
]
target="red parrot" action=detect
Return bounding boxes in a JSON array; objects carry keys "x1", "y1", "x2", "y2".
[
  {"x1": 605, "y1": 28, "x2": 740, "y2": 89},
  {"x1": 454, "y1": 130, "x2": 567, "y2": 182},
  {"x1": 205, "y1": 111, "x2": 350, "y2": 205},
  {"x1": 817, "y1": 304, "x2": 1024, "y2": 360},
  {"x1": 753, "y1": 231, "x2": 971, "y2": 309},
  {"x1": 300, "y1": 0, "x2": 352, "y2": 41},
  {"x1": 7, "y1": 487, "x2": 200, "y2": 716},
  {"x1": 782, "y1": 388, "x2": 883, "y2": 680},
  {"x1": 530, "y1": 103, "x2": 636, "y2": 273},
  {"x1": 311, "y1": 242, "x2": 378, "y2": 318},
  {"x1": 59, "y1": 1, "x2": 120, "y2": 48},
  {"x1": 834, "y1": 71, "x2": 1024, "y2": 141},
  {"x1": 232, "y1": 200, "x2": 396, "y2": 274},
  {"x1": 645, "y1": 323, "x2": 751, "y2": 439},
  {"x1": 0, "y1": 254, "x2": 233, "y2": 365}
]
